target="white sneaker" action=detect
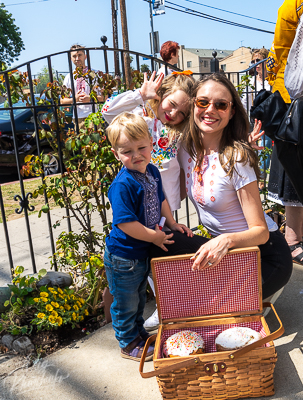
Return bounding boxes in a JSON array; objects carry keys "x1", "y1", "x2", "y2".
[{"x1": 143, "y1": 308, "x2": 159, "y2": 331}]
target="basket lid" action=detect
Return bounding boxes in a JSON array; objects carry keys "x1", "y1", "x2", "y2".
[{"x1": 151, "y1": 247, "x2": 262, "y2": 323}]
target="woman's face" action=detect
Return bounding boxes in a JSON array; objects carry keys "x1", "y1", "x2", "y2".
[
  {"x1": 157, "y1": 89, "x2": 190, "y2": 126},
  {"x1": 251, "y1": 53, "x2": 266, "y2": 78},
  {"x1": 194, "y1": 81, "x2": 234, "y2": 138}
]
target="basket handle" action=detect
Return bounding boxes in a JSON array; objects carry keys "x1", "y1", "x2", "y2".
[
  {"x1": 228, "y1": 302, "x2": 284, "y2": 360},
  {"x1": 139, "y1": 334, "x2": 203, "y2": 378}
]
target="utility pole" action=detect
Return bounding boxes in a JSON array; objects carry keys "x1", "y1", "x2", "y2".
[
  {"x1": 111, "y1": 0, "x2": 120, "y2": 76},
  {"x1": 149, "y1": 0, "x2": 155, "y2": 57},
  {"x1": 119, "y1": 0, "x2": 131, "y2": 87}
]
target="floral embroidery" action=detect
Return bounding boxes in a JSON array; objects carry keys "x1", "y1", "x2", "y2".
[
  {"x1": 151, "y1": 126, "x2": 178, "y2": 169},
  {"x1": 210, "y1": 196, "x2": 215, "y2": 202},
  {"x1": 212, "y1": 165, "x2": 216, "y2": 170},
  {"x1": 210, "y1": 180, "x2": 214, "y2": 186}
]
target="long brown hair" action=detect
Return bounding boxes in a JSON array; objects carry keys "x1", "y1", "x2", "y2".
[
  {"x1": 183, "y1": 73, "x2": 260, "y2": 179},
  {"x1": 146, "y1": 74, "x2": 195, "y2": 140}
]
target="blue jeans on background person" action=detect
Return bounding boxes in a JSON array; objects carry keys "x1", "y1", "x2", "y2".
[{"x1": 103, "y1": 246, "x2": 150, "y2": 349}]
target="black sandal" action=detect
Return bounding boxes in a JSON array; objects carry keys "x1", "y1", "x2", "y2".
[{"x1": 289, "y1": 242, "x2": 303, "y2": 265}]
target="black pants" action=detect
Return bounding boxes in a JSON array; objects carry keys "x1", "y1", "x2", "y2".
[{"x1": 149, "y1": 230, "x2": 293, "y2": 299}]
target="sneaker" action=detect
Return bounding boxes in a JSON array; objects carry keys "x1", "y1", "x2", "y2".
[
  {"x1": 121, "y1": 338, "x2": 154, "y2": 362},
  {"x1": 143, "y1": 308, "x2": 159, "y2": 331}
]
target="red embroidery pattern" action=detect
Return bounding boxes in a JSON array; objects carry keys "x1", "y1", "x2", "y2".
[{"x1": 193, "y1": 156, "x2": 209, "y2": 206}]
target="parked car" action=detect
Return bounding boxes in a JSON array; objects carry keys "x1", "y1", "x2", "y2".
[{"x1": 0, "y1": 98, "x2": 73, "y2": 176}]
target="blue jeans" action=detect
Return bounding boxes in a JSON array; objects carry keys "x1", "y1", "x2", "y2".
[{"x1": 104, "y1": 246, "x2": 150, "y2": 349}]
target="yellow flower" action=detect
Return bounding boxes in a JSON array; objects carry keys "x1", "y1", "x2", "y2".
[
  {"x1": 84, "y1": 309, "x2": 89, "y2": 316},
  {"x1": 59, "y1": 306, "x2": 64, "y2": 310},
  {"x1": 52, "y1": 290, "x2": 58, "y2": 295},
  {"x1": 79, "y1": 298, "x2": 85, "y2": 304},
  {"x1": 72, "y1": 312, "x2": 77, "y2": 321},
  {"x1": 45, "y1": 304, "x2": 53, "y2": 312},
  {"x1": 59, "y1": 294, "x2": 64, "y2": 299},
  {"x1": 51, "y1": 301, "x2": 59, "y2": 308},
  {"x1": 48, "y1": 315, "x2": 56, "y2": 324},
  {"x1": 73, "y1": 305, "x2": 79, "y2": 311},
  {"x1": 64, "y1": 304, "x2": 71, "y2": 311},
  {"x1": 51, "y1": 310, "x2": 58, "y2": 317},
  {"x1": 58, "y1": 288, "x2": 63, "y2": 294},
  {"x1": 37, "y1": 313, "x2": 45, "y2": 319},
  {"x1": 48, "y1": 287, "x2": 54, "y2": 292},
  {"x1": 71, "y1": 295, "x2": 76, "y2": 300},
  {"x1": 76, "y1": 301, "x2": 82, "y2": 307},
  {"x1": 56, "y1": 316, "x2": 63, "y2": 326},
  {"x1": 79, "y1": 315, "x2": 84, "y2": 321},
  {"x1": 33, "y1": 298, "x2": 40, "y2": 303},
  {"x1": 40, "y1": 292, "x2": 49, "y2": 298},
  {"x1": 41, "y1": 297, "x2": 48, "y2": 302}
]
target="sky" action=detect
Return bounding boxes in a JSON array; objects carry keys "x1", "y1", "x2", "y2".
[{"x1": 2, "y1": 0, "x2": 282, "y2": 75}]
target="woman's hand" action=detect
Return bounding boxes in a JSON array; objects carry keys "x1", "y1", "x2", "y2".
[
  {"x1": 170, "y1": 222, "x2": 194, "y2": 237},
  {"x1": 248, "y1": 119, "x2": 264, "y2": 150},
  {"x1": 139, "y1": 71, "x2": 164, "y2": 102},
  {"x1": 191, "y1": 235, "x2": 231, "y2": 271},
  {"x1": 152, "y1": 225, "x2": 175, "y2": 251}
]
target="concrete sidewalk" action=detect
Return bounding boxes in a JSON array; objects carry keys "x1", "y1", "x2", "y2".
[{"x1": 0, "y1": 263, "x2": 303, "y2": 400}]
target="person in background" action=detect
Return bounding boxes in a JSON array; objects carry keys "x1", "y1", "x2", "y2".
[
  {"x1": 242, "y1": 48, "x2": 272, "y2": 189},
  {"x1": 266, "y1": 0, "x2": 303, "y2": 266},
  {"x1": 61, "y1": 44, "x2": 104, "y2": 130},
  {"x1": 157, "y1": 41, "x2": 180, "y2": 76},
  {"x1": 104, "y1": 112, "x2": 192, "y2": 361}
]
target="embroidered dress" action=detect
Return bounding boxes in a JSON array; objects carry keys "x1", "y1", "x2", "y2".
[{"x1": 102, "y1": 89, "x2": 181, "y2": 211}]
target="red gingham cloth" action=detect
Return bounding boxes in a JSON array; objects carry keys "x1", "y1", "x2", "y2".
[
  {"x1": 157, "y1": 321, "x2": 268, "y2": 358},
  {"x1": 153, "y1": 251, "x2": 260, "y2": 321}
]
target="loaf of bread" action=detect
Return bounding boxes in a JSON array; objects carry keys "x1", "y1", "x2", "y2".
[
  {"x1": 163, "y1": 330, "x2": 205, "y2": 357},
  {"x1": 215, "y1": 327, "x2": 262, "y2": 351}
]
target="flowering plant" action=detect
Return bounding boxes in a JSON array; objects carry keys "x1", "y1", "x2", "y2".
[{"x1": 31, "y1": 286, "x2": 89, "y2": 331}]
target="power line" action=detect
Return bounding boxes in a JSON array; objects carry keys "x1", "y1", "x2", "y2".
[
  {"x1": 3, "y1": 0, "x2": 51, "y2": 6},
  {"x1": 157, "y1": 1, "x2": 274, "y2": 34},
  {"x1": 178, "y1": 0, "x2": 275, "y2": 25}
]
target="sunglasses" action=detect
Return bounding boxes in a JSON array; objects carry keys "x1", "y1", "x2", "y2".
[
  {"x1": 194, "y1": 98, "x2": 233, "y2": 112},
  {"x1": 252, "y1": 58, "x2": 261, "y2": 63}
]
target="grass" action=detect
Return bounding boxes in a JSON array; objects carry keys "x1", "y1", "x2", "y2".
[{"x1": 0, "y1": 175, "x2": 80, "y2": 223}]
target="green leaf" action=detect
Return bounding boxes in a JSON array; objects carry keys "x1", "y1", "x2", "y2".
[
  {"x1": 41, "y1": 204, "x2": 49, "y2": 214},
  {"x1": 38, "y1": 269, "x2": 47, "y2": 277},
  {"x1": 17, "y1": 297, "x2": 22, "y2": 305},
  {"x1": 15, "y1": 266, "x2": 24, "y2": 274},
  {"x1": 11, "y1": 328, "x2": 20, "y2": 335},
  {"x1": 4, "y1": 300, "x2": 9, "y2": 307},
  {"x1": 21, "y1": 326, "x2": 28, "y2": 335}
]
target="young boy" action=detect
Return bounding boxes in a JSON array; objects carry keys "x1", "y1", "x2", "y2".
[{"x1": 105, "y1": 112, "x2": 192, "y2": 361}]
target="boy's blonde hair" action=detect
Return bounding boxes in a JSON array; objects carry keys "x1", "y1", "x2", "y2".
[{"x1": 106, "y1": 112, "x2": 150, "y2": 149}]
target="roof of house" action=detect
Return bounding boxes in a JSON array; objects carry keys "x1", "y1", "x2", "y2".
[{"x1": 184, "y1": 48, "x2": 234, "y2": 58}]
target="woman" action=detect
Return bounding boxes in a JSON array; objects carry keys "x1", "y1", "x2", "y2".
[
  {"x1": 150, "y1": 73, "x2": 293, "y2": 300},
  {"x1": 242, "y1": 48, "x2": 272, "y2": 187},
  {"x1": 266, "y1": 0, "x2": 303, "y2": 265},
  {"x1": 157, "y1": 41, "x2": 180, "y2": 76}
]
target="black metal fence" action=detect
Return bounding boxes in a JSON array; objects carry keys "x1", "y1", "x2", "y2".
[{"x1": 0, "y1": 39, "x2": 270, "y2": 282}]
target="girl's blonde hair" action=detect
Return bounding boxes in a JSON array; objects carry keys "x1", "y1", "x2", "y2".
[
  {"x1": 146, "y1": 74, "x2": 195, "y2": 140},
  {"x1": 184, "y1": 73, "x2": 260, "y2": 179},
  {"x1": 106, "y1": 112, "x2": 150, "y2": 149}
]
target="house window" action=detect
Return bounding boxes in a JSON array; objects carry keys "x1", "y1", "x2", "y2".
[
  {"x1": 221, "y1": 64, "x2": 226, "y2": 71},
  {"x1": 187, "y1": 61, "x2": 192, "y2": 68},
  {"x1": 204, "y1": 60, "x2": 208, "y2": 68}
]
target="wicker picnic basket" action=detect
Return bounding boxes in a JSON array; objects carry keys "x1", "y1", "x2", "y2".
[{"x1": 140, "y1": 247, "x2": 284, "y2": 400}]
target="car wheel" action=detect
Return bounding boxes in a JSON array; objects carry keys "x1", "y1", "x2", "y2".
[
  {"x1": 43, "y1": 153, "x2": 59, "y2": 176},
  {"x1": 34, "y1": 148, "x2": 60, "y2": 176}
]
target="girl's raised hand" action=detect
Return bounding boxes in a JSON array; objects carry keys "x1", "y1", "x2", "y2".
[{"x1": 139, "y1": 71, "x2": 164, "y2": 101}]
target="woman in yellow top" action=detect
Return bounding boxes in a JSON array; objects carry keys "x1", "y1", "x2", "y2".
[{"x1": 266, "y1": 0, "x2": 303, "y2": 265}]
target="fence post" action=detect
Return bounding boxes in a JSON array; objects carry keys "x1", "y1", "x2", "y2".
[{"x1": 211, "y1": 51, "x2": 219, "y2": 73}]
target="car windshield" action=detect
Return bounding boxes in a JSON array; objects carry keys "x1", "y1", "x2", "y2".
[{"x1": 0, "y1": 96, "x2": 39, "y2": 121}]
